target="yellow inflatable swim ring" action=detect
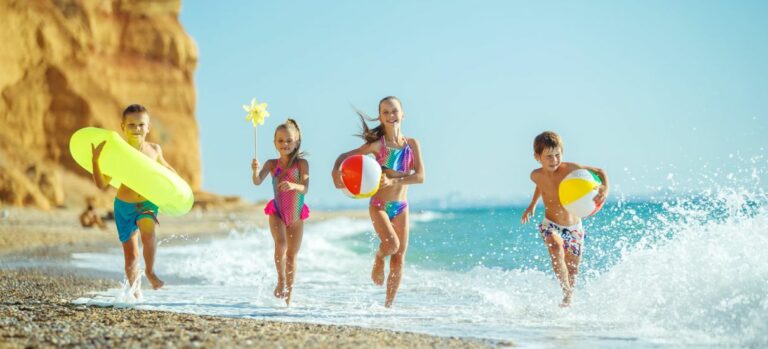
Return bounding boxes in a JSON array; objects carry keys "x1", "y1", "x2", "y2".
[{"x1": 69, "y1": 127, "x2": 194, "y2": 216}]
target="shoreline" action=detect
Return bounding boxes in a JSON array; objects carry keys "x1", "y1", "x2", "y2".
[{"x1": 0, "y1": 206, "x2": 506, "y2": 348}]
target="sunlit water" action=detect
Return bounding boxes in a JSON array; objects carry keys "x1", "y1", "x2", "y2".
[{"x1": 72, "y1": 159, "x2": 768, "y2": 348}]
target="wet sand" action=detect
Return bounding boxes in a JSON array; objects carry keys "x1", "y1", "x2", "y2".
[{"x1": 0, "y1": 206, "x2": 505, "y2": 348}]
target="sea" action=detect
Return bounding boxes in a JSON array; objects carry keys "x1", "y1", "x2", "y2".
[{"x1": 71, "y1": 166, "x2": 768, "y2": 348}]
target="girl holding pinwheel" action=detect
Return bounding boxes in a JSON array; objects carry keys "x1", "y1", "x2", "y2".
[{"x1": 248, "y1": 101, "x2": 310, "y2": 306}]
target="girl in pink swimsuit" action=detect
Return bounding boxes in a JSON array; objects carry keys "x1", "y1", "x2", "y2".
[
  {"x1": 331, "y1": 96, "x2": 426, "y2": 308},
  {"x1": 251, "y1": 119, "x2": 310, "y2": 306}
]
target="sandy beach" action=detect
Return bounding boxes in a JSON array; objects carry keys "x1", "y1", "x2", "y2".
[{"x1": 0, "y1": 206, "x2": 502, "y2": 348}]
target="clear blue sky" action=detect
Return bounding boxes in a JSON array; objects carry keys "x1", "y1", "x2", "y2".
[{"x1": 180, "y1": 1, "x2": 767, "y2": 208}]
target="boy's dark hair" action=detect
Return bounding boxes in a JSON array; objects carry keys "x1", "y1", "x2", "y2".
[
  {"x1": 122, "y1": 104, "x2": 148, "y2": 119},
  {"x1": 356, "y1": 96, "x2": 402, "y2": 144},
  {"x1": 533, "y1": 131, "x2": 564, "y2": 155}
]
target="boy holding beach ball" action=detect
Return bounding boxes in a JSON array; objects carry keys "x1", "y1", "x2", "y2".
[{"x1": 520, "y1": 131, "x2": 609, "y2": 307}]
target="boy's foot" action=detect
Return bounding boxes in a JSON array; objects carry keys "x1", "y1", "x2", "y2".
[
  {"x1": 146, "y1": 273, "x2": 165, "y2": 290},
  {"x1": 274, "y1": 281, "x2": 286, "y2": 298},
  {"x1": 371, "y1": 256, "x2": 385, "y2": 286}
]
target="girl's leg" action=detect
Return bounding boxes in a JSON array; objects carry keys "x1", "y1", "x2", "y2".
[
  {"x1": 543, "y1": 233, "x2": 571, "y2": 307},
  {"x1": 368, "y1": 206, "x2": 400, "y2": 286},
  {"x1": 121, "y1": 232, "x2": 141, "y2": 297},
  {"x1": 269, "y1": 214, "x2": 288, "y2": 298},
  {"x1": 138, "y1": 218, "x2": 164, "y2": 289},
  {"x1": 385, "y1": 208, "x2": 410, "y2": 308},
  {"x1": 284, "y1": 220, "x2": 304, "y2": 306}
]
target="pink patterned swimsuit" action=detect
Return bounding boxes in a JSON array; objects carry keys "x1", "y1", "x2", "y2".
[{"x1": 264, "y1": 160, "x2": 310, "y2": 227}]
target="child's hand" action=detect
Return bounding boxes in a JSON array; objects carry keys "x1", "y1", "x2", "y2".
[
  {"x1": 91, "y1": 141, "x2": 106, "y2": 161},
  {"x1": 594, "y1": 185, "x2": 608, "y2": 204},
  {"x1": 277, "y1": 181, "x2": 296, "y2": 192},
  {"x1": 332, "y1": 170, "x2": 345, "y2": 189},
  {"x1": 251, "y1": 159, "x2": 260, "y2": 173},
  {"x1": 379, "y1": 174, "x2": 394, "y2": 188},
  {"x1": 521, "y1": 206, "x2": 535, "y2": 224}
]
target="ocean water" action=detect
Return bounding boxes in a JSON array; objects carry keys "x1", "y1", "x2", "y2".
[{"x1": 72, "y1": 169, "x2": 768, "y2": 348}]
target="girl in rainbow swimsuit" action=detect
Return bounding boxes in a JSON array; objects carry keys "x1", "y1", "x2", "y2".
[
  {"x1": 251, "y1": 119, "x2": 310, "y2": 306},
  {"x1": 332, "y1": 96, "x2": 425, "y2": 308}
]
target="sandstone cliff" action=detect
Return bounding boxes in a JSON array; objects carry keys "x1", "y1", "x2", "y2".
[{"x1": 0, "y1": 0, "x2": 200, "y2": 210}]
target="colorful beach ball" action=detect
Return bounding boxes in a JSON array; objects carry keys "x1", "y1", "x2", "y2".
[
  {"x1": 559, "y1": 169, "x2": 604, "y2": 218},
  {"x1": 339, "y1": 155, "x2": 381, "y2": 199}
]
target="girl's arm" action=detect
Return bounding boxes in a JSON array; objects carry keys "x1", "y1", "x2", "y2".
[
  {"x1": 330, "y1": 142, "x2": 377, "y2": 188},
  {"x1": 252, "y1": 159, "x2": 274, "y2": 186},
  {"x1": 382, "y1": 138, "x2": 425, "y2": 187},
  {"x1": 91, "y1": 141, "x2": 112, "y2": 189},
  {"x1": 279, "y1": 159, "x2": 309, "y2": 194}
]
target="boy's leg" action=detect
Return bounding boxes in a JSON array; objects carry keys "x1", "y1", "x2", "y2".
[
  {"x1": 385, "y1": 209, "x2": 410, "y2": 308},
  {"x1": 543, "y1": 233, "x2": 571, "y2": 305},
  {"x1": 268, "y1": 215, "x2": 288, "y2": 298},
  {"x1": 369, "y1": 206, "x2": 400, "y2": 286},
  {"x1": 284, "y1": 220, "x2": 304, "y2": 306},
  {"x1": 564, "y1": 253, "x2": 581, "y2": 291},
  {"x1": 137, "y1": 217, "x2": 164, "y2": 289},
  {"x1": 121, "y1": 233, "x2": 141, "y2": 296}
]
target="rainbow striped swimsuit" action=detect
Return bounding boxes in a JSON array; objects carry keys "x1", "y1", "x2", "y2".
[
  {"x1": 370, "y1": 137, "x2": 413, "y2": 220},
  {"x1": 264, "y1": 160, "x2": 310, "y2": 227}
]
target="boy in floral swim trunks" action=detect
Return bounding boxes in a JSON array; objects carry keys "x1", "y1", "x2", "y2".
[{"x1": 521, "y1": 131, "x2": 609, "y2": 307}]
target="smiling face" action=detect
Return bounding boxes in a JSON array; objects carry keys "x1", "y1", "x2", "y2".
[
  {"x1": 274, "y1": 127, "x2": 298, "y2": 158},
  {"x1": 121, "y1": 112, "x2": 150, "y2": 142},
  {"x1": 378, "y1": 98, "x2": 404, "y2": 132},
  {"x1": 536, "y1": 146, "x2": 563, "y2": 173}
]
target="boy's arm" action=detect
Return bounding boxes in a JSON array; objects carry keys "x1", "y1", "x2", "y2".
[
  {"x1": 521, "y1": 171, "x2": 541, "y2": 224},
  {"x1": 581, "y1": 165, "x2": 609, "y2": 203},
  {"x1": 331, "y1": 142, "x2": 376, "y2": 188},
  {"x1": 382, "y1": 138, "x2": 425, "y2": 186},
  {"x1": 154, "y1": 145, "x2": 177, "y2": 173},
  {"x1": 252, "y1": 159, "x2": 273, "y2": 186},
  {"x1": 91, "y1": 141, "x2": 111, "y2": 189}
]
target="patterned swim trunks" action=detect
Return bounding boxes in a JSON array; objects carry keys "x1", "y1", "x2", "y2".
[{"x1": 538, "y1": 218, "x2": 586, "y2": 257}]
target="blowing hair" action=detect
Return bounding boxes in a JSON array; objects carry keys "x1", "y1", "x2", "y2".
[
  {"x1": 122, "y1": 104, "x2": 148, "y2": 119},
  {"x1": 275, "y1": 118, "x2": 307, "y2": 167},
  {"x1": 356, "y1": 96, "x2": 402, "y2": 144}
]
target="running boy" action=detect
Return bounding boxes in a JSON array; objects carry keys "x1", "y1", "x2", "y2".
[
  {"x1": 91, "y1": 104, "x2": 171, "y2": 296},
  {"x1": 521, "y1": 131, "x2": 608, "y2": 307}
]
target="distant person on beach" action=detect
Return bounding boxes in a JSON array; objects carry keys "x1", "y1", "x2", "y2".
[
  {"x1": 251, "y1": 119, "x2": 310, "y2": 306},
  {"x1": 331, "y1": 96, "x2": 425, "y2": 308},
  {"x1": 521, "y1": 131, "x2": 608, "y2": 307},
  {"x1": 79, "y1": 197, "x2": 107, "y2": 230},
  {"x1": 91, "y1": 104, "x2": 172, "y2": 296}
]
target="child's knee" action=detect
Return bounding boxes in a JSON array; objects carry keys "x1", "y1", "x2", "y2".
[{"x1": 381, "y1": 240, "x2": 400, "y2": 256}]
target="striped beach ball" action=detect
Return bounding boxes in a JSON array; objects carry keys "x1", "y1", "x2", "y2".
[
  {"x1": 340, "y1": 155, "x2": 381, "y2": 199},
  {"x1": 559, "y1": 169, "x2": 604, "y2": 218}
]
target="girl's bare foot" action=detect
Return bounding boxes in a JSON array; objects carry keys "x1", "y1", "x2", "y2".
[
  {"x1": 285, "y1": 287, "x2": 293, "y2": 306},
  {"x1": 274, "y1": 281, "x2": 287, "y2": 298},
  {"x1": 371, "y1": 256, "x2": 385, "y2": 285},
  {"x1": 146, "y1": 272, "x2": 165, "y2": 290},
  {"x1": 559, "y1": 293, "x2": 572, "y2": 308}
]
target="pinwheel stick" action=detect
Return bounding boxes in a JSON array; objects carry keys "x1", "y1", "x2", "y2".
[{"x1": 253, "y1": 126, "x2": 258, "y2": 160}]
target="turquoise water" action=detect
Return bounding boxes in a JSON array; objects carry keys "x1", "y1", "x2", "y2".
[{"x1": 72, "y1": 170, "x2": 768, "y2": 348}]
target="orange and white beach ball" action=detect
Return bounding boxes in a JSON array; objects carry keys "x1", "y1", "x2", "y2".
[
  {"x1": 559, "y1": 169, "x2": 604, "y2": 218},
  {"x1": 340, "y1": 155, "x2": 381, "y2": 199}
]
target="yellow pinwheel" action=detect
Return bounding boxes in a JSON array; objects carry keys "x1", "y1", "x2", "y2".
[
  {"x1": 243, "y1": 98, "x2": 270, "y2": 159},
  {"x1": 243, "y1": 98, "x2": 270, "y2": 127}
]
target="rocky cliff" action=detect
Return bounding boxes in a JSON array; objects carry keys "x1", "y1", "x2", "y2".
[{"x1": 0, "y1": 0, "x2": 200, "y2": 210}]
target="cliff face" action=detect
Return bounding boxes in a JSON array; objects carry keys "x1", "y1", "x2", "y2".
[{"x1": 0, "y1": 0, "x2": 200, "y2": 210}]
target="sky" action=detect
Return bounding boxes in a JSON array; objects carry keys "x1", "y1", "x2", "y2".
[{"x1": 179, "y1": 1, "x2": 767, "y2": 208}]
